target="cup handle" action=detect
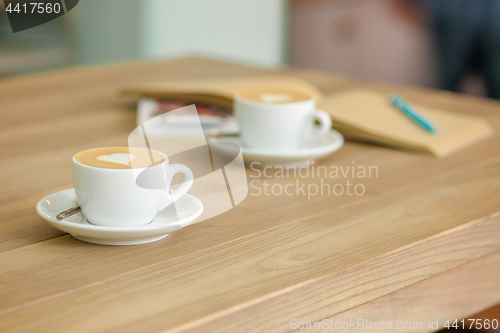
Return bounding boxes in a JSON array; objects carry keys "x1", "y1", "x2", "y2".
[
  {"x1": 159, "y1": 163, "x2": 194, "y2": 211},
  {"x1": 308, "y1": 109, "x2": 332, "y2": 139}
]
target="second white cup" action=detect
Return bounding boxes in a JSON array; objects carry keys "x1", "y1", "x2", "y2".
[{"x1": 235, "y1": 89, "x2": 332, "y2": 150}]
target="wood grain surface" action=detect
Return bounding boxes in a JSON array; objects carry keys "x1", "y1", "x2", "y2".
[
  {"x1": 327, "y1": 249, "x2": 500, "y2": 333},
  {"x1": 1, "y1": 57, "x2": 500, "y2": 332}
]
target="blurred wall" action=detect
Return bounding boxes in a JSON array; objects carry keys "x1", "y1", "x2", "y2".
[
  {"x1": 290, "y1": 0, "x2": 438, "y2": 87},
  {"x1": 74, "y1": 0, "x2": 144, "y2": 65},
  {"x1": 75, "y1": 0, "x2": 287, "y2": 67}
]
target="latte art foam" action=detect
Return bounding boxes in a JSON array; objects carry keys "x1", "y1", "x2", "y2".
[
  {"x1": 75, "y1": 147, "x2": 166, "y2": 169},
  {"x1": 237, "y1": 89, "x2": 312, "y2": 104}
]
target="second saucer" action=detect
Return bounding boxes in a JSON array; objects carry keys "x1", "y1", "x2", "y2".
[{"x1": 210, "y1": 129, "x2": 344, "y2": 166}]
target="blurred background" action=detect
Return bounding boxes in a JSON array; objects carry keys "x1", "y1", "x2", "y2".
[{"x1": 1, "y1": 0, "x2": 500, "y2": 98}]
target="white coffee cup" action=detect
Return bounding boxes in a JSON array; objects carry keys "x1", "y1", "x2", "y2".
[
  {"x1": 235, "y1": 89, "x2": 332, "y2": 150},
  {"x1": 72, "y1": 147, "x2": 193, "y2": 227}
]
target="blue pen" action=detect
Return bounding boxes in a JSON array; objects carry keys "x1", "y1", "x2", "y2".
[{"x1": 389, "y1": 94, "x2": 437, "y2": 133}]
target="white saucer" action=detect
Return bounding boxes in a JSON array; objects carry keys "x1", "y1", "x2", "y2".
[
  {"x1": 210, "y1": 129, "x2": 344, "y2": 166},
  {"x1": 36, "y1": 188, "x2": 203, "y2": 246}
]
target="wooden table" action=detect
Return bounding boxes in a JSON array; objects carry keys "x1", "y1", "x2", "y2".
[{"x1": 1, "y1": 57, "x2": 500, "y2": 333}]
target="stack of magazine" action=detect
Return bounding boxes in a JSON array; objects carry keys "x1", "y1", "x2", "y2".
[{"x1": 127, "y1": 75, "x2": 322, "y2": 138}]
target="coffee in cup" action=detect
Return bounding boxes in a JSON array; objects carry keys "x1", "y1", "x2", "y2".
[
  {"x1": 73, "y1": 147, "x2": 193, "y2": 227},
  {"x1": 74, "y1": 147, "x2": 166, "y2": 169},
  {"x1": 234, "y1": 89, "x2": 332, "y2": 150},
  {"x1": 237, "y1": 89, "x2": 312, "y2": 104}
]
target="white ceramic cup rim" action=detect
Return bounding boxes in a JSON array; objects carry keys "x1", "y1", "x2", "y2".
[{"x1": 72, "y1": 146, "x2": 168, "y2": 171}]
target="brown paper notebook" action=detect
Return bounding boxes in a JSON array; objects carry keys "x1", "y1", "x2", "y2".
[
  {"x1": 318, "y1": 90, "x2": 493, "y2": 157},
  {"x1": 121, "y1": 75, "x2": 324, "y2": 111}
]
